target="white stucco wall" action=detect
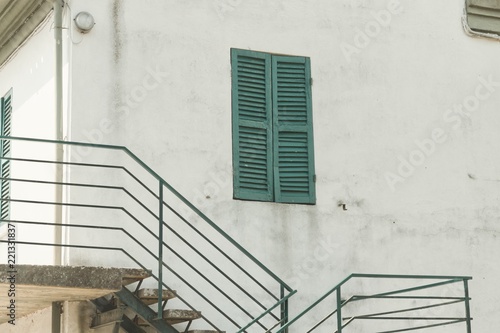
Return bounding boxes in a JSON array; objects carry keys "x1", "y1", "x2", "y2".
[
  {"x1": 0, "y1": 18, "x2": 58, "y2": 266},
  {"x1": 2, "y1": 0, "x2": 500, "y2": 332},
  {"x1": 64, "y1": 0, "x2": 500, "y2": 331}
]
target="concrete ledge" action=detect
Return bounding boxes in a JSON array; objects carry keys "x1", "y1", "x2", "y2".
[{"x1": 0, "y1": 265, "x2": 150, "y2": 323}]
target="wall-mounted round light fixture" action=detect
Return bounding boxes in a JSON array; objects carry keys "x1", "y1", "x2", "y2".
[{"x1": 74, "y1": 12, "x2": 95, "y2": 33}]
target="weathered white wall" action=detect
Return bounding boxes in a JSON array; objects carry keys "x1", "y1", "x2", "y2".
[
  {"x1": 0, "y1": 18, "x2": 57, "y2": 266},
  {"x1": 3, "y1": 0, "x2": 498, "y2": 331}
]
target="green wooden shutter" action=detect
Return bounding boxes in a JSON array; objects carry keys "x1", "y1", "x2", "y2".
[
  {"x1": 1, "y1": 89, "x2": 12, "y2": 222},
  {"x1": 231, "y1": 49, "x2": 274, "y2": 201},
  {"x1": 272, "y1": 56, "x2": 316, "y2": 204}
]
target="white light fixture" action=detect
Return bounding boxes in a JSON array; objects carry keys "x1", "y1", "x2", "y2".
[{"x1": 74, "y1": 11, "x2": 95, "y2": 33}]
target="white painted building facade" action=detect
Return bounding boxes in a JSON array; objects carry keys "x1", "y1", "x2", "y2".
[{"x1": 0, "y1": 0, "x2": 499, "y2": 332}]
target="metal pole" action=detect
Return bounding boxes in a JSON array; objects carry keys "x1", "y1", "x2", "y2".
[
  {"x1": 336, "y1": 287, "x2": 342, "y2": 333},
  {"x1": 158, "y1": 181, "x2": 164, "y2": 319},
  {"x1": 463, "y1": 279, "x2": 472, "y2": 333},
  {"x1": 280, "y1": 284, "x2": 288, "y2": 333},
  {"x1": 54, "y1": 0, "x2": 64, "y2": 266}
]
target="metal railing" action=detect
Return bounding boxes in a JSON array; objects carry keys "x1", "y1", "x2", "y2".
[
  {"x1": 274, "y1": 274, "x2": 472, "y2": 333},
  {"x1": 0, "y1": 136, "x2": 295, "y2": 332}
]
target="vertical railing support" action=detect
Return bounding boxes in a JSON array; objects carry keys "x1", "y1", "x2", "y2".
[
  {"x1": 280, "y1": 284, "x2": 289, "y2": 333},
  {"x1": 336, "y1": 287, "x2": 342, "y2": 333},
  {"x1": 158, "y1": 181, "x2": 164, "y2": 320},
  {"x1": 463, "y1": 279, "x2": 472, "y2": 333}
]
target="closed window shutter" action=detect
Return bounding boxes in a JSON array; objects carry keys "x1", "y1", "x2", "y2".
[
  {"x1": 1, "y1": 89, "x2": 12, "y2": 222},
  {"x1": 231, "y1": 49, "x2": 274, "y2": 201},
  {"x1": 272, "y1": 56, "x2": 316, "y2": 204}
]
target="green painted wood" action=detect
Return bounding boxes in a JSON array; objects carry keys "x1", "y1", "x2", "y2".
[
  {"x1": 467, "y1": 0, "x2": 500, "y2": 34},
  {"x1": 231, "y1": 49, "x2": 273, "y2": 201},
  {"x1": 1, "y1": 89, "x2": 12, "y2": 223},
  {"x1": 272, "y1": 56, "x2": 315, "y2": 204}
]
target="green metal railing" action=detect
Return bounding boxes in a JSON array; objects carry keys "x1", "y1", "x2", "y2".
[
  {"x1": 274, "y1": 274, "x2": 472, "y2": 333},
  {"x1": 0, "y1": 136, "x2": 295, "y2": 332}
]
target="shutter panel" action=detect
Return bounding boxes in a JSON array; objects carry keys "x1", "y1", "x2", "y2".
[
  {"x1": 272, "y1": 56, "x2": 316, "y2": 204},
  {"x1": 231, "y1": 49, "x2": 274, "y2": 201},
  {"x1": 1, "y1": 89, "x2": 12, "y2": 222}
]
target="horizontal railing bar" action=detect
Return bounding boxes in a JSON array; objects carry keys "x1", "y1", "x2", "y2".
[
  {"x1": 345, "y1": 299, "x2": 465, "y2": 320},
  {"x1": 356, "y1": 316, "x2": 469, "y2": 321},
  {"x1": 2, "y1": 177, "x2": 159, "y2": 221},
  {"x1": 365, "y1": 279, "x2": 464, "y2": 298},
  {"x1": 2, "y1": 136, "x2": 292, "y2": 293},
  {"x1": 1, "y1": 156, "x2": 159, "y2": 200},
  {"x1": 237, "y1": 289, "x2": 297, "y2": 333},
  {"x1": 2, "y1": 177, "x2": 123, "y2": 190},
  {"x1": 1, "y1": 156, "x2": 125, "y2": 170},
  {"x1": 351, "y1": 273, "x2": 473, "y2": 280},
  {"x1": 163, "y1": 201, "x2": 280, "y2": 302},
  {"x1": 0, "y1": 240, "x2": 149, "y2": 274},
  {"x1": 5, "y1": 197, "x2": 123, "y2": 211},
  {"x1": 373, "y1": 319, "x2": 466, "y2": 333},
  {"x1": 4, "y1": 198, "x2": 159, "y2": 241},
  {"x1": 352, "y1": 295, "x2": 469, "y2": 301}
]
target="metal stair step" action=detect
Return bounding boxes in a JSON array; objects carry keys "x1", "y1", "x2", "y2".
[
  {"x1": 91, "y1": 308, "x2": 124, "y2": 329},
  {"x1": 136, "y1": 288, "x2": 177, "y2": 305},
  {"x1": 91, "y1": 306, "x2": 146, "y2": 333},
  {"x1": 137, "y1": 309, "x2": 202, "y2": 326}
]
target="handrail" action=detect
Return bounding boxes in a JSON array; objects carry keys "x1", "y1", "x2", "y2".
[
  {"x1": 275, "y1": 274, "x2": 473, "y2": 333},
  {"x1": 0, "y1": 136, "x2": 293, "y2": 331},
  {"x1": 1, "y1": 136, "x2": 292, "y2": 291}
]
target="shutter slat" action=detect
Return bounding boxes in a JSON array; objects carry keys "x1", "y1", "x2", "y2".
[{"x1": 232, "y1": 49, "x2": 273, "y2": 201}]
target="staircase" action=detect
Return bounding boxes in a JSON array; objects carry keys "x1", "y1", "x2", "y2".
[
  {"x1": 90, "y1": 272, "x2": 220, "y2": 333},
  {"x1": 0, "y1": 136, "x2": 293, "y2": 332},
  {"x1": 0, "y1": 136, "x2": 474, "y2": 332}
]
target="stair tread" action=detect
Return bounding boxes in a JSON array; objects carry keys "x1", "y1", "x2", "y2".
[
  {"x1": 137, "y1": 288, "x2": 177, "y2": 305},
  {"x1": 137, "y1": 309, "x2": 202, "y2": 326},
  {"x1": 187, "y1": 331, "x2": 226, "y2": 333},
  {"x1": 91, "y1": 308, "x2": 124, "y2": 328}
]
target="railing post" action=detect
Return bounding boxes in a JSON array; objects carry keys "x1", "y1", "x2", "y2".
[
  {"x1": 463, "y1": 279, "x2": 472, "y2": 333},
  {"x1": 280, "y1": 284, "x2": 288, "y2": 333},
  {"x1": 158, "y1": 181, "x2": 164, "y2": 320},
  {"x1": 336, "y1": 287, "x2": 342, "y2": 333}
]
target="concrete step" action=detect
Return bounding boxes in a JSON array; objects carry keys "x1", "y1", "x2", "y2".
[
  {"x1": 136, "y1": 288, "x2": 177, "y2": 305},
  {"x1": 137, "y1": 309, "x2": 201, "y2": 326}
]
